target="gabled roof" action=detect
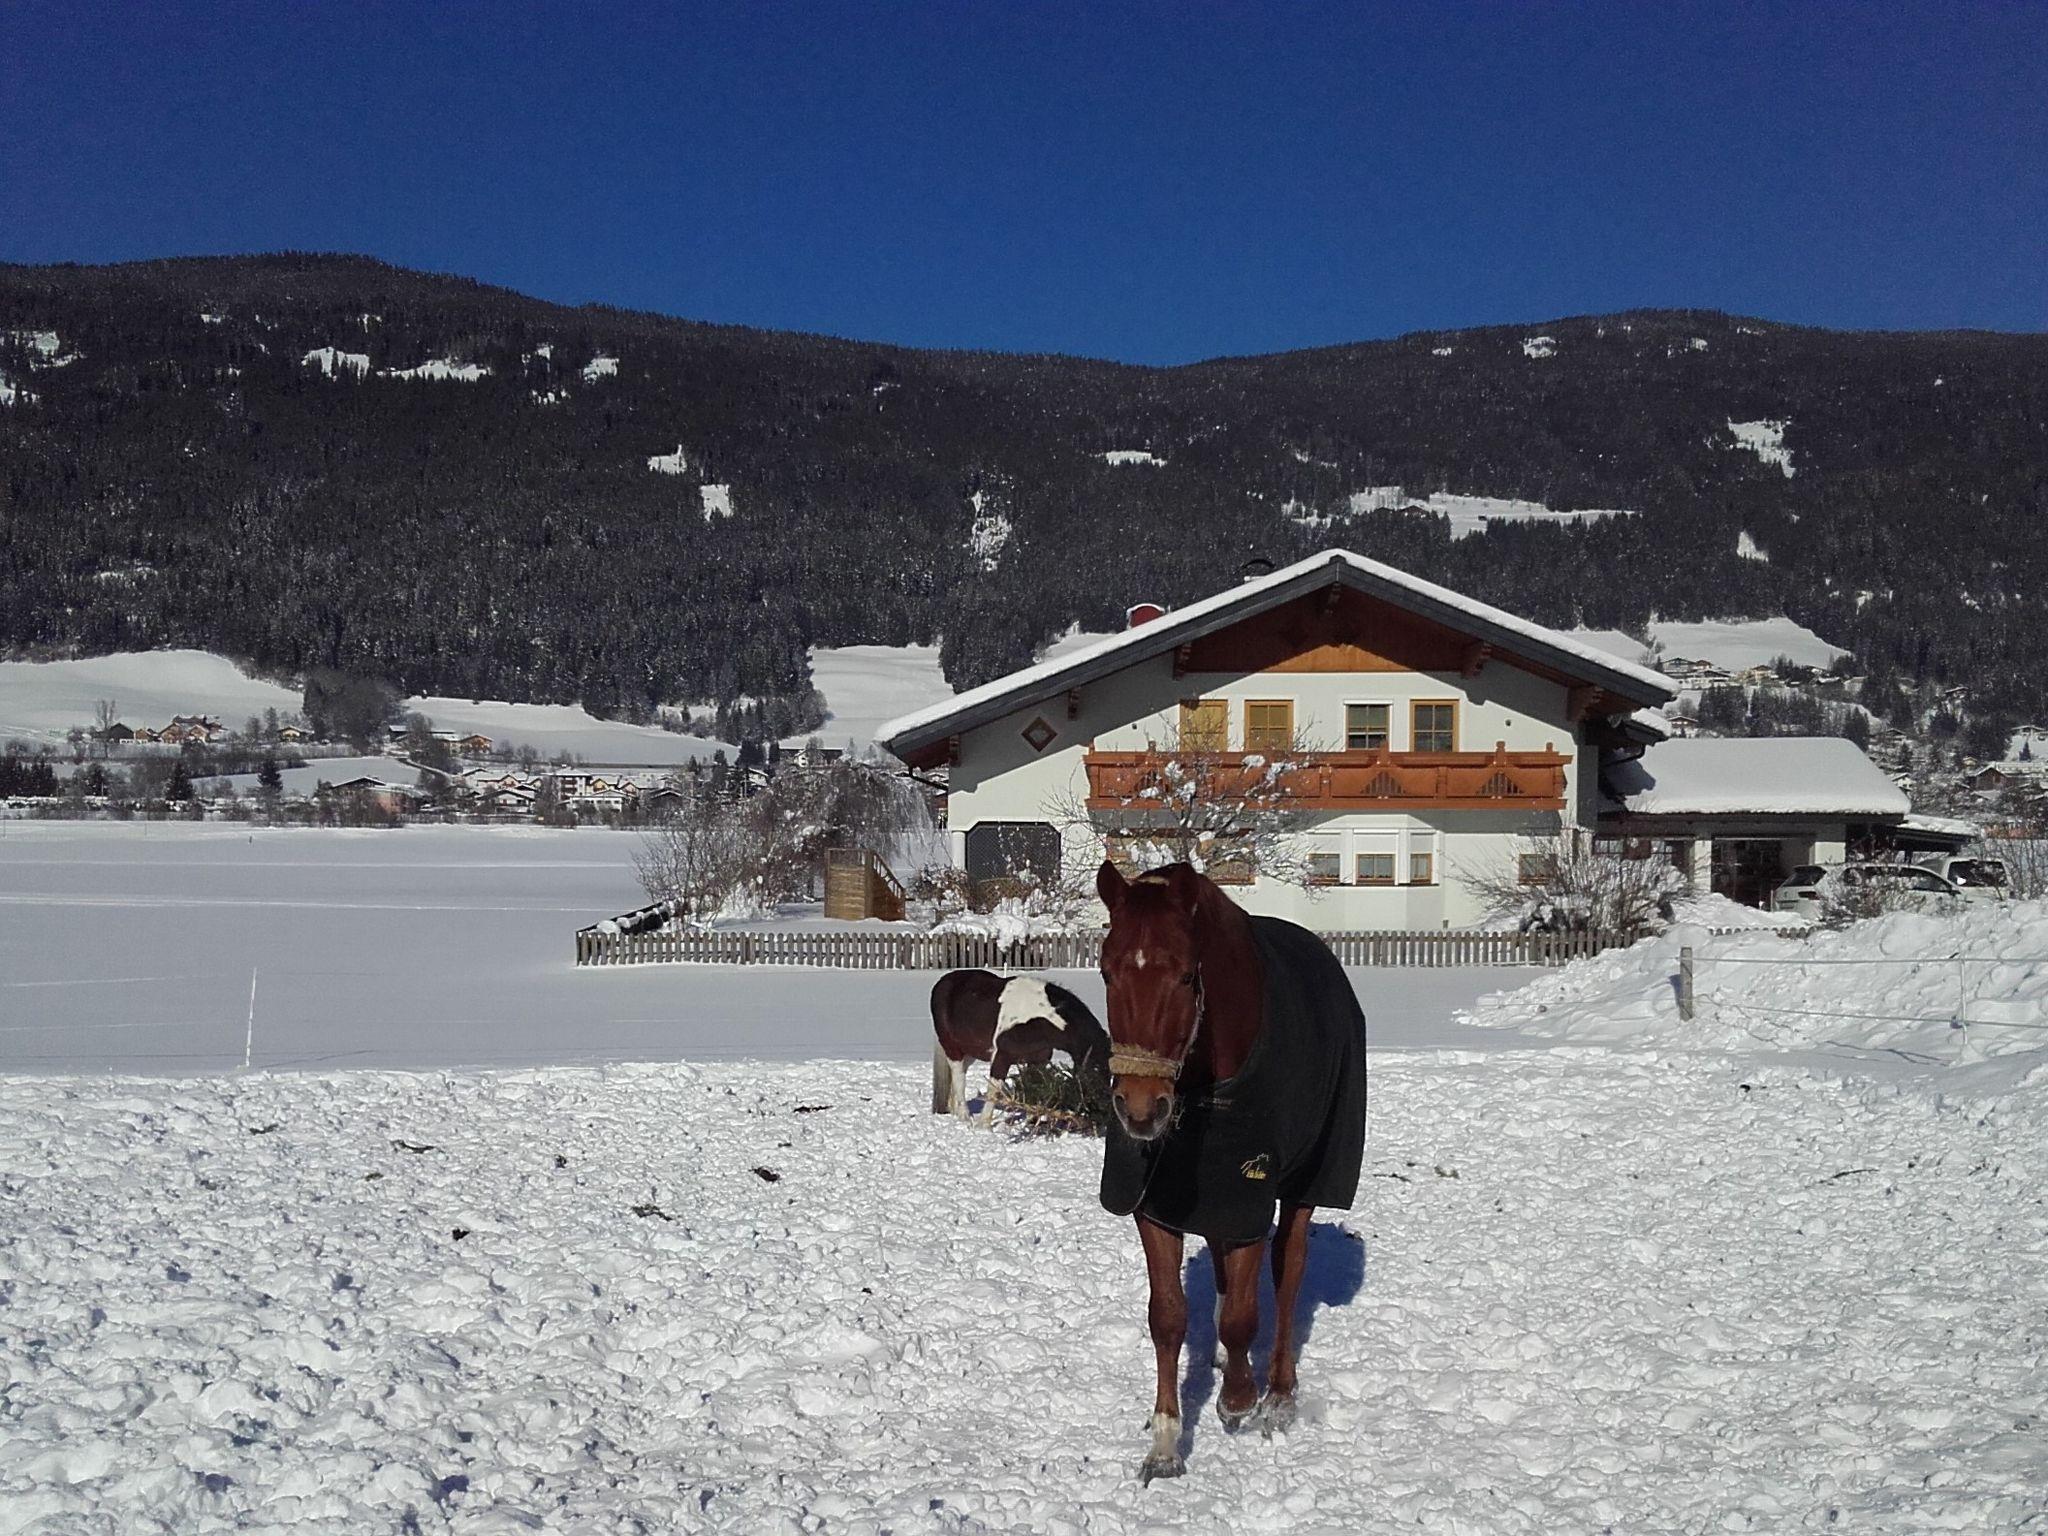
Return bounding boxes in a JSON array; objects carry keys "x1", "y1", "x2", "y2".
[
  {"x1": 878, "y1": 549, "x2": 1676, "y2": 762},
  {"x1": 1603, "y1": 738, "x2": 1909, "y2": 819}
]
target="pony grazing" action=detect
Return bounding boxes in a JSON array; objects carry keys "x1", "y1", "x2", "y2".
[
  {"x1": 1095, "y1": 860, "x2": 1368, "y2": 1483},
  {"x1": 929, "y1": 969, "x2": 1109, "y2": 1121}
]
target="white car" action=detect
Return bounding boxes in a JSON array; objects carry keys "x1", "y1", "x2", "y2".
[
  {"x1": 1773, "y1": 862, "x2": 1965, "y2": 919},
  {"x1": 1914, "y1": 854, "x2": 2009, "y2": 901}
]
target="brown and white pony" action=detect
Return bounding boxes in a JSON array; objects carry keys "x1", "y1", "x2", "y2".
[
  {"x1": 929, "y1": 969, "x2": 1109, "y2": 1122},
  {"x1": 1095, "y1": 859, "x2": 1367, "y2": 1483}
]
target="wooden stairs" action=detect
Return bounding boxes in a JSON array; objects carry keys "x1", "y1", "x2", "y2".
[{"x1": 823, "y1": 847, "x2": 907, "y2": 921}]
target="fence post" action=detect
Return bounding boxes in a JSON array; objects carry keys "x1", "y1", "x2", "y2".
[{"x1": 1678, "y1": 945, "x2": 1695, "y2": 1021}]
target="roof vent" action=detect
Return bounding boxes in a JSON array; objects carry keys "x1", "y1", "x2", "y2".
[{"x1": 1126, "y1": 602, "x2": 1165, "y2": 628}]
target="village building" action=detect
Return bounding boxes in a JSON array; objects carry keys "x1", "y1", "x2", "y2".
[{"x1": 879, "y1": 549, "x2": 1941, "y2": 925}]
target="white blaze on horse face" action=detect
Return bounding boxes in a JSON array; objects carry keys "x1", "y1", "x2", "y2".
[{"x1": 1132, "y1": 949, "x2": 1146, "y2": 970}]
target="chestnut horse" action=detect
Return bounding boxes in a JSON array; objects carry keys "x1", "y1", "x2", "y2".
[
  {"x1": 929, "y1": 969, "x2": 1109, "y2": 1121},
  {"x1": 1095, "y1": 860, "x2": 1368, "y2": 1482}
]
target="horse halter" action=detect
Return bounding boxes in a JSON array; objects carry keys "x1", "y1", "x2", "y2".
[{"x1": 1106, "y1": 970, "x2": 1205, "y2": 1082}]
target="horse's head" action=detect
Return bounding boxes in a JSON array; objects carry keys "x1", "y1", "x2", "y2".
[{"x1": 1096, "y1": 860, "x2": 1206, "y2": 1141}]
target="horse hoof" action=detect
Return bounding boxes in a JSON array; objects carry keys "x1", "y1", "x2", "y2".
[
  {"x1": 1216, "y1": 1398, "x2": 1257, "y2": 1433},
  {"x1": 1138, "y1": 1451, "x2": 1185, "y2": 1484},
  {"x1": 1253, "y1": 1393, "x2": 1299, "y2": 1437}
]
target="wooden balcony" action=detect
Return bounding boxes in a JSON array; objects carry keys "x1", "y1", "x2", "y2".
[{"x1": 1083, "y1": 744, "x2": 1571, "y2": 813}]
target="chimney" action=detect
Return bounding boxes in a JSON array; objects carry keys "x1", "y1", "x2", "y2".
[{"x1": 1126, "y1": 601, "x2": 1165, "y2": 629}]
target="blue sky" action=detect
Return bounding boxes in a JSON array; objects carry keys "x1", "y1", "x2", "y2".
[{"x1": 3, "y1": 2, "x2": 2041, "y2": 363}]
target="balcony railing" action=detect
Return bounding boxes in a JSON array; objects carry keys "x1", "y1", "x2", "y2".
[{"x1": 1083, "y1": 744, "x2": 1570, "y2": 812}]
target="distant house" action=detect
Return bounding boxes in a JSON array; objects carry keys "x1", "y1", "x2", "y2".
[
  {"x1": 276, "y1": 724, "x2": 312, "y2": 743},
  {"x1": 1664, "y1": 714, "x2": 1701, "y2": 738},
  {"x1": 99, "y1": 723, "x2": 135, "y2": 744},
  {"x1": 1734, "y1": 665, "x2": 1781, "y2": 688},
  {"x1": 319, "y1": 776, "x2": 420, "y2": 815},
  {"x1": 458, "y1": 734, "x2": 494, "y2": 756},
  {"x1": 130, "y1": 726, "x2": 159, "y2": 744}
]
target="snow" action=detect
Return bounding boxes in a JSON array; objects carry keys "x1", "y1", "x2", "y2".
[
  {"x1": 1736, "y1": 529, "x2": 1770, "y2": 562},
  {"x1": 965, "y1": 509, "x2": 1012, "y2": 571},
  {"x1": 1430, "y1": 345, "x2": 1454, "y2": 356},
  {"x1": 7, "y1": 328, "x2": 65, "y2": 359},
  {"x1": 198, "y1": 311, "x2": 226, "y2": 325},
  {"x1": 699, "y1": 484, "x2": 733, "y2": 521},
  {"x1": 881, "y1": 549, "x2": 1674, "y2": 749},
  {"x1": 399, "y1": 694, "x2": 728, "y2": 765},
  {"x1": 1521, "y1": 335, "x2": 1556, "y2": 358},
  {"x1": 0, "y1": 650, "x2": 303, "y2": 749},
  {"x1": 0, "y1": 372, "x2": 29, "y2": 407},
  {"x1": 211, "y1": 755, "x2": 407, "y2": 797},
  {"x1": 645, "y1": 445, "x2": 689, "y2": 475},
  {"x1": 804, "y1": 645, "x2": 954, "y2": 748},
  {"x1": 1039, "y1": 625, "x2": 1121, "y2": 663},
  {"x1": 3, "y1": 830, "x2": 2045, "y2": 1529},
  {"x1": 1606, "y1": 737, "x2": 1908, "y2": 816},
  {"x1": 1651, "y1": 617, "x2": 1848, "y2": 671},
  {"x1": 1728, "y1": 418, "x2": 1796, "y2": 477},
  {"x1": 383, "y1": 359, "x2": 489, "y2": 382},
  {"x1": 582, "y1": 356, "x2": 618, "y2": 381},
  {"x1": 1347, "y1": 486, "x2": 1636, "y2": 540},
  {"x1": 300, "y1": 347, "x2": 369, "y2": 378},
  {"x1": 0, "y1": 650, "x2": 730, "y2": 765},
  {"x1": 1101, "y1": 450, "x2": 1164, "y2": 466}
]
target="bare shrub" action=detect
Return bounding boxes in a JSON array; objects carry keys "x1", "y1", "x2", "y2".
[
  {"x1": 1045, "y1": 720, "x2": 1329, "y2": 892},
  {"x1": 1459, "y1": 833, "x2": 1682, "y2": 936}
]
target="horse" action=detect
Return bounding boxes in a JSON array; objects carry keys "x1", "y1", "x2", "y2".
[
  {"x1": 1094, "y1": 859, "x2": 1368, "y2": 1483},
  {"x1": 929, "y1": 969, "x2": 1110, "y2": 1122}
]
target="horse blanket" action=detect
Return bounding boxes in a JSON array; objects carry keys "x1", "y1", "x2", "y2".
[{"x1": 1100, "y1": 915, "x2": 1367, "y2": 1243}]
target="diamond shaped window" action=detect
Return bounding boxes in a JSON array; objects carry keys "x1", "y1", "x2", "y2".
[{"x1": 1021, "y1": 716, "x2": 1058, "y2": 754}]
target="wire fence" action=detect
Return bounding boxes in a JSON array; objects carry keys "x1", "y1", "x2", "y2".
[{"x1": 1679, "y1": 946, "x2": 2048, "y2": 1034}]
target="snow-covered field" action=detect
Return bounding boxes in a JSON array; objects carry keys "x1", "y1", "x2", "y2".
[
  {"x1": 6, "y1": 835, "x2": 2046, "y2": 1531},
  {"x1": 0, "y1": 824, "x2": 1508, "y2": 1073},
  {"x1": 1571, "y1": 617, "x2": 1849, "y2": 673}
]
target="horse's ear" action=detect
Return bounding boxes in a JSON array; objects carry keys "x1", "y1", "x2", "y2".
[{"x1": 1096, "y1": 859, "x2": 1127, "y2": 911}]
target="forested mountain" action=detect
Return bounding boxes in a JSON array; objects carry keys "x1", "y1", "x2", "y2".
[{"x1": 2, "y1": 254, "x2": 2043, "y2": 735}]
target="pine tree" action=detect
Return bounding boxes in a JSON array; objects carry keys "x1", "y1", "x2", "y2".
[
  {"x1": 258, "y1": 755, "x2": 283, "y2": 793},
  {"x1": 167, "y1": 761, "x2": 194, "y2": 801}
]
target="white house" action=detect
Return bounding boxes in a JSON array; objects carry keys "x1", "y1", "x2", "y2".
[
  {"x1": 878, "y1": 550, "x2": 1944, "y2": 926},
  {"x1": 880, "y1": 550, "x2": 1682, "y2": 928}
]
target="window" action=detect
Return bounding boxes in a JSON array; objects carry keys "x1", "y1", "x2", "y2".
[
  {"x1": 1411, "y1": 700, "x2": 1457, "y2": 753},
  {"x1": 1244, "y1": 700, "x2": 1294, "y2": 753},
  {"x1": 1517, "y1": 851, "x2": 1554, "y2": 886},
  {"x1": 1409, "y1": 849, "x2": 1435, "y2": 885},
  {"x1": 1307, "y1": 850, "x2": 1342, "y2": 885},
  {"x1": 1355, "y1": 852, "x2": 1396, "y2": 885},
  {"x1": 1179, "y1": 698, "x2": 1227, "y2": 753},
  {"x1": 1345, "y1": 702, "x2": 1390, "y2": 751}
]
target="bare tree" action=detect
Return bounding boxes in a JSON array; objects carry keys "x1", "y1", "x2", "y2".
[
  {"x1": 632, "y1": 795, "x2": 758, "y2": 918},
  {"x1": 1458, "y1": 832, "x2": 1682, "y2": 935},
  {"x1": 93, "y1": 698, "x2": 119, "y2": 759},
  {"x1": 1982, "y1": 792, "x2": 2048, "y2": 900},
  {"x1": 1045, "y1": 719, "x2": 1328, "y2": 891}
]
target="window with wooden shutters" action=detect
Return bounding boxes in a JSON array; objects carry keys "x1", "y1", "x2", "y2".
[
  {"x1": 1345, "y1": 702, "x2": 1390, "y2": 750},
  {"x1": 1244, "y1": 699, "x2": 1294, "y2": 752},
  {"x1": 1411, "y1": 700, "x2": 1457, "y2": 753},
  {"x1": 1179, "y1": 698, "x2": 1227, "y2": 753}
]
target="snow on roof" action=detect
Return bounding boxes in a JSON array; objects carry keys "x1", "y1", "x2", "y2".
[
  {"x1": 1606, "y1": 738, "x2": 1908, "y2": 818},
  {"x1": 879, "y1": 549, "x2": 1676, "y2": 753}
]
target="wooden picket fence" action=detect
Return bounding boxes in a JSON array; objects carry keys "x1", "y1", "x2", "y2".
[{"x1": 574, "y1": 924, "x2": 1625, "y2": 970}]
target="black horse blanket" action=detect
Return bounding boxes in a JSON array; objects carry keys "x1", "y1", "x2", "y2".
[{"x1": 1100, "y1": 916, "x2": 1368, "y2": 1243}]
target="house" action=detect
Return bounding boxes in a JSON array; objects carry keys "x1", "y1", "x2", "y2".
[
  {"x1": 130, "y1": 726, "x2": 160, "y2": 743},
  {"x1": 879, "y1": 550, "x2": 1936, "y2": 923},
  {"x1": 458, "y1": 734, "x2": 494, "y2": 756},
  {"x1": 318, "y1": 776, "x2": 421, "y2": 815},
  {"x1": 98, "y1": 723, "x2": 135, "y2": 744},
  {"x1": 1734, "y1": 665, "x2": 1782, "y2": 689},
  {"x1": 276, "y1": 724, "x2": 312, "y2": 743},
  {"x1": 1598, "y1": 738, "x2": 1946, "y2": 906},
  {"x1": 879, "y1": 549, "x2": 1679, "y2": 929}
]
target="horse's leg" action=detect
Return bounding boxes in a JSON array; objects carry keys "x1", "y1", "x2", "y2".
[
  {"x1": 1255, "y1": 1203, "x2": 1313, "y2": 1434},
  {"x1": 931, "y1": 1041, "x2": 953, "y2": 1115},
  {"x1": 1136, "y1": 1215, "x2": 1187, "y2": 1483},
  {"x1": 948, "y1": 1056, "x2": 969, "y2": 1119},
  {"x1": 1213, "y1": 1238, "x2": 1265, "y2": 1429}
]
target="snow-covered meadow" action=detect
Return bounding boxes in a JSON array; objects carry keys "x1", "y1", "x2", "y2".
[{"x1": 3, "y1": 826, "x2": 2046, "y2": 1531}]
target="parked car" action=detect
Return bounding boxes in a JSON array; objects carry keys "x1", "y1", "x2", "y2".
[
  {"x1": 1773, "y1": 862, "x2": 1966, "y2": 918},
  {"x1": 1771, "y1": 865, "x2": 1830, "y2": 917},
  {"x1": 1913, "y1": 853, "x2": 2009, "y2": 901}
]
